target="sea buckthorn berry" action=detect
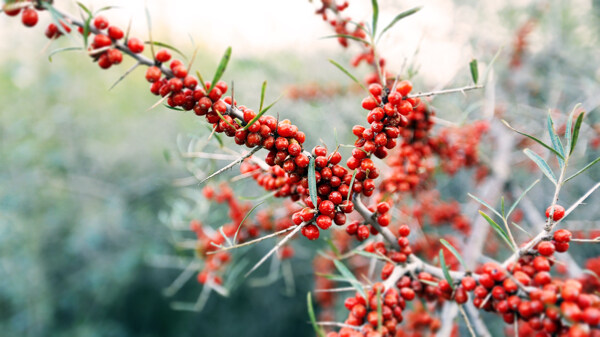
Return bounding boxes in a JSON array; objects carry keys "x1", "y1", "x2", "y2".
[
  {"x1": 454, "y1": 287, "x2": 468, "y2": 304},
  {"x1": 3, "y1": 3, "x2": 21, "y2": 16},
  {"x1": 108, "y1": 26, "x2": 124, "y2": 40},
  {"x1": 583, "y1": 307, "x2": 600, "y2": 326},
  {"x1": 93, "y1": 15, "x2": 109, "y2": 30},
  {"x1": 396, "y1": 80, "x2": 413, "y2": 96},
  {"x1": 400, "y1": 287, "x2": 415, "y2": 301},
  {"x1": 127, "y1": 37, "x2": 144, "y2": 53},
  {"x1": 459, "y1": 276, "x2": 475, "y2": 291},
  {"x1": 368, "y1": 83, "x2": 382, "y2": 97},
  {"x1": 532, "y1": 256, "x2": 550, "y2": 271},
  {"x1": 553, "y1": 229, "x2": 572, "y2": 243},
  {"x1": 356, "y1": 225, "x2": 370, "y2": 241},
  {"x1": 301, "y1": 224, "x2": 319, "y2": 240},
  {"x1": 45, "y1": 23, "x2": 60, "y2": 39},
  {"x1": 545, "y1": 205, "x2": 565, "y2": 221},
  {"x1": 93, "y1": 34, "x2": 112, "y2": 48},
  {"x1": 156, "y1": 49, "x2": 172, "y2": 63},
  {"x1": 361, "y1": 97, "x2": 378, "y2": 110},
  {"x1": 21, "y1": 8, "x2": 38, "y2": 27},
  {"x1": 377, "y1": 213, "x2": 390, "y2": 227},
  {"x1": 554, "y1": 241, "x2": 569, "y2": 252},
  {"x1": 173, "y1": 65, "x2": 188, "y2": 79},
  {"x1": 107, "y1": 49, "x2": 122, "y2": 64},
  {"x1": 537, "y1": 241, "x2": 555, "y2": 256},
  {"x1": 398, "y1": 225, "x2": 410, "y2": 237},
  {"x1": 183, "y1": 75, "x2": 198, "y2": 89},
  {"x1": 318, "y1": 200, "x2": 335, "y2": 216},
  {"x1": 316, "y1": 215, "x2": 332, "y2": 230},
  {"x1": 376, "y1": 202, "x2": 390, "y2": 214},
  {"x1": 98, "y1": 53, "x2": 112, "y2": 69}
]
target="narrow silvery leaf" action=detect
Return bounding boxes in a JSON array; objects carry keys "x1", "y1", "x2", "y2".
[{"x1": 523, "y1": 149, "x2": 557, "y2": 185}]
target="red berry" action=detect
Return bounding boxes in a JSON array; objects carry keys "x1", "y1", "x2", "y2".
[
  {"x1": 108, "y1": 26, "x2": 124, "y2": 40},
  {"x1": 156, "y1": 49, "x2": 172, "y2": 63},
  {"x1": 537, "y1": 241, "x2": 555, "y2": 256},
  {"x1": 107, "y1": 49, "x2": 122, "y2": 64},
  {"x1": 361, "y1": 97, "x2": 378, "y2": 110},
  {"x1": 3, "y1": 3, "x2": 21, "y2": 16},
  {"x1": 93, "y1": 15, "x2": 109, "y2": 30},
  {"x1": 545, "y1": 205, "x2": 565, "y2": 221},
  {"x1": 376, "y1": 202, "x2": 390, "y2": 214},
  {"x1": 318, "y1": 200, "x2": 335, "y2": 216},
  {"x1": 316, "y1": 215, "x2": 332, "y2": 230},
  {"x1": 356, "y1": 225, "x2": 370, "y2": 241},
  {"x1": 301, "y1": 224, "x2": 319, "y2": 240},
  {"x1": 553, "y1": 229, "x2": 572, "y2": 243},
  {"x1": 583, "y1": 307, "x2": 600, "y2": 326},
  {"x1": 396, "y1": 80, "x2": 413, "y2": 96},
  {"x1": 93, "y1": 34, "x2": 111, "y2": 48},
  {"x1": 127, "y1": 37, "x2": 144, "y2": 53},
  {"x1": 21, "y1": 8, "x2": 38, "y2": 27},
  {"x1": 461, "y1": 276, "x2": 476, "y2": 291}
]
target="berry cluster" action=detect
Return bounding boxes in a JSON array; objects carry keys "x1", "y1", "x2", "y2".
[
  {"x1": 347, "y1": 82, "x2": 415, "y2": 198},
  {"x1": 333, "y1": 283, "x2": 406, "y2": 337},
  {"x1": 292, "y1": 146, "x2": 356, "y2": 240},
  {"x1": 3, "y1": 1, "x2": 39, "y2": 27}
]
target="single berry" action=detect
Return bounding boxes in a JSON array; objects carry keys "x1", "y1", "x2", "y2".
[
  {"x1": 93, "y1": 15, "x2": 109, "y2": 30},
  {"x1": 127, "y1": 37, "x2": 144, "y2": 53},
  {"x1": 21, "y1": 8, "x2": 38, "y2": 27},
  {"x1": 545, "y1": 205, "x2": 565, "y2": 221}
]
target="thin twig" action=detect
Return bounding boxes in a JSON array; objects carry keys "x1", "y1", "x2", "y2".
[
  {"x1": 406, "y1": 84, "x2": 483, "y2": 99},
  {"x1": 198, "y1": 146, "x2": 261, "y2": 185},
  {"x1": 458, "y1": 305, "x2": 477, "y2": 337},
  {"x1": 244, "y1": 224, "x2": 304, "y2": 277},
  {"x1": 207, "y1": 225, "x2": 298, "y2": 255}
]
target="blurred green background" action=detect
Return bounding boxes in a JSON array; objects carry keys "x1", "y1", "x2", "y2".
[{"x1": 1, "y1": 0, "x2": 600, "y2": 336}]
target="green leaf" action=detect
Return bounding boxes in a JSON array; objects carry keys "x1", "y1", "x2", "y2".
[
  {"x1": 93, "y1": 5, "x2": 120, "y2": 15},
  {"x1": 468, "y1": 193, "x2": 501, "y2": 219},
  {"x1": 232, "y1": 201, "x2": 265, "y2": 244},
  {"x1": 144, "y1": 41, "x2": 188, "y2": 60},
  {"x1": 523, "y1": 149, "x2": 557, "y2": 185},
  {"x1": 329, "y1": 59, "x2": 369, "y2": 93},
  {"x1": 333, "y1": 259, "x2": 366, "y2": 299},
  {"x1": 163, "y1": 104, "x2": 184, "y2": 111},
  {"x1": 569, "y1": 111, "x2": 585, "y2": 155},
  {"x1": 208, "y1": 46, "x2": 232, "y2": 93},
  {"x1": 326, "y1": 239, "x2": 341, "y2": 259},
  {"x1": 48, "y1": 47, "x2": 82, "y2": 62},
  {"x1": 502, "y1": 120, "x2": 565, "y2": 160},
  {"x1": 308, "y1": 156, "x2": 318, "y2": 210},
  {"x1": 547, "y1": 113, "x2": 565, "y2": 167},
  {"x1": 469, "y1": 59, "x2": 479, "y2": 84},
  {"x1": 507, "y1": 179, "x2": 540, "y2": 218},
  {"x1": 371, "y1": 0, "x2": 379, "y2": 36},
  {"x1": 565, "y1": 104, "x2": 582, "y2": 151},
  {"x1": 195, "y1": 71, "x2": 206, "y2": 88},
  {"x1": 479, "y1": 211, "x2": 515, "y2": 250},
  {"x1": 259, "y1": 81, "x2": 267, "y2": 112},
  {"x1": 242, "y1": 94, "x2": 283, "y2": 131},
  {"x1": 565, "y1": 156, "x2": 600, "y2": 183},
  {"x1": 321, "y1": 34, "x2": 371, "y2": 45},
  {"x1": 76, "y1": 2, "x2": 92, "y2": 17},
  {"x1": 439, "y1": 239, "x2": 468, "y2": 272},
  {"x1": 439, "y1": 249, "x2": 454, "y2": 289},
  {"x1": 347, "y1": 170, "x2": 358, "y2": 201},
  {"x1": 43, "y1": 3, "x2": 73, "y2": 37},
  {"x1": 501, "y1": 196, "x2": 505, "y2": 218},
  {"x1": 355, "y1": 250, "x2": 390, "y2": 261},
  {"x1": 377, "y1": 6, "x2": 422, "y2": 41},
  {"x1": 307, "y1": 292, "x2": 326, "y2": 337},
  {"x1": 214, "y1": 109, "x2": 235, "y2": 130},
  {"x1": 511, "y1": 222, "x2": 532, "y2": 237},
  {"x1": 162, "y1": 149, "x2": 171, "y2": 163}
]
